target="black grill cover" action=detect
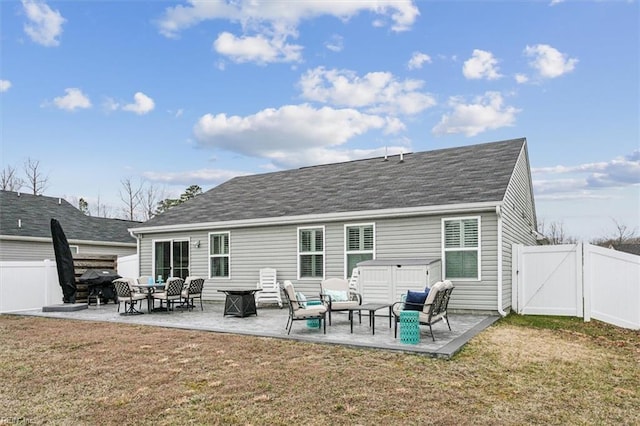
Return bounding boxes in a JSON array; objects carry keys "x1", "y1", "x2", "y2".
[
  {"x1": 79, "y1": 269, "x2": 121, "y2": 285},
  {"x1": 79, "y1": 269, "x2": 121, "y2": 303}
]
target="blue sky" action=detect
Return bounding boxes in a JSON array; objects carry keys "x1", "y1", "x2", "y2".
[{"x1": 1, "y1": 0, "x2": 638, "y2": 240}]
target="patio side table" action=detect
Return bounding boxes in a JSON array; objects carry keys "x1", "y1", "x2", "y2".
[{"x1": 399, "y1": 310, "x2": 420, "y2": 344}]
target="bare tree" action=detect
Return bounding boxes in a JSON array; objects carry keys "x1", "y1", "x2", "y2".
[
  {"x1": 139, "y1": 183, "x2": 164, "y2": 221},
  {"x1": 538, "y1": 219, "x2": 577, "y2": 245},
  {"x1": 0, "y1": 165, "x2": 24, "y2": 191},
  {"x1": 120, "y1": 177, "x2": 143, "y2": 221},
  {"x1": 92, "y1": 194, "x2": 113, "y2": 218},
  {"x1": 23, "y1": 158, "x2": 49, "y2": 195},
  {"x1": 609, "y1": 218, "x2": 638, "y2": 245},
  {"x1": 591, "y1": 218, "x2": 639, "y2": 246}
]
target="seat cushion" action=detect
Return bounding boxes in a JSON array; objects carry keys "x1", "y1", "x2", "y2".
[
  {"x1": 293, "y1": 305, "x2": 327, "y2": 319},
  {"x1": 329, "y1": 300, "x2": 359, "y2": 310}
]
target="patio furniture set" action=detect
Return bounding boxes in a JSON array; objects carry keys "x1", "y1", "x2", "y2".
[
  {"x1": 274, "y1": 268, "x2": 455, "y2": 342},
  {"x1": 109, "y1": 267, "x2": 455, "y2": 342},
  {"x1": 112, "y1": 276, "x2": 205, "y2": 315}
]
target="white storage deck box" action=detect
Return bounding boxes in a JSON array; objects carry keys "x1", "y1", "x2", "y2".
[{"x1": 356, "y1": 258, "x2": 442, "y2": 304}]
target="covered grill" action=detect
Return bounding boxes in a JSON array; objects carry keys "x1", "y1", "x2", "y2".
[{"x1": 79, "y1": 269, "x2": 121, "y2": 305}]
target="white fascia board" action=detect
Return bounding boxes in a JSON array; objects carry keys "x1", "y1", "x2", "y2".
[
  {"x1": 0, "y1": 235, "x2": 136, "y2": 247},
  {"x1": 130, "y1": 201, "x2": 502, "y2": 235}
]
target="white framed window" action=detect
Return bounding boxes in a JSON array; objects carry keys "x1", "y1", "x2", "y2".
[
  {"x1": 442, "y1": 216, "x2": 481, "y2": 280},
  {"x1": 209, "y1": 232, "x2": 230, "y2": 279},
  {"x1": 298, "y1": 226, "x2": 325, "y2": 279},
  {"x1": 69, "y1": 245, "x2": 79, "y2": 254},
  {"x1": 344, "y1": 223, "x2": 375, "y2": 278}
]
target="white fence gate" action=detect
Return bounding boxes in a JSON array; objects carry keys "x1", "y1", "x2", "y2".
[{"x1": 513, "y1": 243, "x2": 640, "y2": 330}]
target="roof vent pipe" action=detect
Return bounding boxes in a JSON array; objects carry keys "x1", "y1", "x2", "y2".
[
  {"x1": 399, "y1": 151, "x2": 404, "y2": 163},
  {"x1": 18, "y1": 219, "x2": 22, "y2": 228},
  {"x1": 58, "y1": 198, "x2": 62, "y2": 205},
  {"x1": 17, "y1": 192, "x2": 20, "y2": 197},
  {"x1": 383, "y1": 147, "x2": 388, "y2": 161}
]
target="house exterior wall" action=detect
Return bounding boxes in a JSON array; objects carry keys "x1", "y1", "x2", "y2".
[
  {"x1": 137, "y1": 211, "x2": 502, "y2": 312},
  {"x1": 0, "y1": 238, "x2": 136, "y2": 262},
  {"x1": 500, "y1": 145, "x2": 538, "y2": 311}
]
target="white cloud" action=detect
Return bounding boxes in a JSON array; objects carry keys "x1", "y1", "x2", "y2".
[
  {"x1": 0, "y1": 80, "x2": 11, "y2": 92},
  {"x1": 432, "y1": 92, "x2": 520, "y2": 137},
  {"x1": 463, "y1": 49, "x2": 502, "y2": 80},
  {"x1": 122, "y1": 92, "x2": 155, "y2": 115},
  {"x1": 213, "y1": 31, "x2": 302, "y2": 64},
  {"x1": 265, "y1": 145, "x2": 409, "y2": 169},
  {"x1": 22, "y1": 0, "x2": 66, "y2": 47},
  {"x1": 515, "y1": 73, "x2": 529, "y2": 84},
  {"x1": 324, "y1": 34, "x2": 344, "y2": 52},
  {"x1": 299, "y1": 67, "x2": 436, "y2": 115},
  {"x1": 532, "y1": 151, "x2": 640, "y2": 192},
  {"x1": 193, "y1": 104, "x2": 405, "y2": 168},
  {"x1": 157, "y1": 0, "x2": 419, "y2": 37},
  {"x1": 143, "y1": 168, "x2": 248, "y2": 186},
  {"x1": 51, "y1": 88, "x2": 91, "y2": 111},
  {"x1": 549, "y1": 0, "x2": 566, "y2": 6},
  {"x1": 524, "y1": 44, "x2": 578, "y2": 79},
  {"x1": 102, "y1": 97, "x2": 120, "y2": 113},
  {"x1": 157, "y1": 1, "x2": 418, "y2": 64},
  {"x1": 407, "y1": 52, "x2": 431, "y2": 70}
]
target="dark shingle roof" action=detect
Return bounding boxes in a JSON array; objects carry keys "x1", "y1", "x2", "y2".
[
  {"x1": 0, "y1": 191, "x2": 138, "y2": 243},
  {"x1": 140, "y1": 138, "x2": 527, "y2": 228}
]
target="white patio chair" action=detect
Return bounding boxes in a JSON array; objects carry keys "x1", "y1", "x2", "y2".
[
  {"x1": 392, "y1": 280, "x2": 454, "y2": 341},
  {"x1": 320, "y1": 277, "x2": 362, "y2": 325},
  {"x1": 255, "y1": 268, "x2": 283, "y2": 308},
  {"x1": 348, "y1": 267, "x2": 360, "y2": 292},
  {"x1": 282, "y1": 281, "x2": 327, "y2": 334}
]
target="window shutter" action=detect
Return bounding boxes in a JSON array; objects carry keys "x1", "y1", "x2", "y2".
[
  {"x1": 300, "y1": 255, "x2": 312, "y2": 277},
  {"x1": 300, "y1": 230, "x2": 311, "y2": 252},
  {"x1": 462, "y1": 219, "x2": 478, "y2": 248},
  {"x1": 444, "y1": 221, "x2": 461, "y2": 248},
  {"x1": 347, "y1": 225, "x2": 374, "y2": 251},
  {"x1": 362, "y1": 226, "x2": 374, "y2": 250},
  {"x1": 347, "y1": 227, "x2": 360, "y2": 250},
  {"x1": 314, "y1": 229, "x2": 323, "y2": 251},
  {"x1": 223, "y1": 234, "x2": 229, "y2": 254}
]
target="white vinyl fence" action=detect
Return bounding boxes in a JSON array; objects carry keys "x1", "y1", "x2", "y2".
[
  {"x1": 0, "y1": 255, "x2": 139, "y2": 313},
  {"x1": 0, "y1": 260, "x2": 63, "y2": 313},
  {"x1": 513, "y1": 243, "x2": 640, "y2": 330},
  {"x1": 117, "y1": 254, "x2": 139, "y2": 279}
]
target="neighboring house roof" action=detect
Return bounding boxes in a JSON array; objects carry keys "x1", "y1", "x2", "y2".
[
  {"x1": 136, "y1": 138, "x2": 528, "y2": 231},
  {"x1": 0, "y1": 190, "x2": 138, "y2": 244},
  {"x1": 611, "y1": 244, "x2": 640, "y2": 256}
]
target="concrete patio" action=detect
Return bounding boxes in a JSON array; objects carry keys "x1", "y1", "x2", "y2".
[{"x1": 10, "y1": 302, "x2": 499, "y2": 359}]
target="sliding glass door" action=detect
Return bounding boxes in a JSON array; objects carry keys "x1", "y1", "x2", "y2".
[{"x1": 154, "y1": 240, "x2": 189, "y2": 281}]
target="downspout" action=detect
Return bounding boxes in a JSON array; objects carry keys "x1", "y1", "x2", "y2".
[
  {"x1": 129, "y1": 229, "x2": 141, "y2": 276},
  {"x1": 496, "y1": 205, "x2": 507, "y2": 317}
]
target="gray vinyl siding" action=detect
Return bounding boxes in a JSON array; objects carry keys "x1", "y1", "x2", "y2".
[
  {"x1": 0, "y1": 239, "x2": 136, "y2": 261},
  {"x1": 137, "y1": 211, "x2": 501, "y2": 312},
  {"x1": 500, "y1": 145, "x2": 538, "y2": 311}
]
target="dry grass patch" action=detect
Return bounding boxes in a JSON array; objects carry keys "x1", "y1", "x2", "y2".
[{"x1": 0, "y1": 314, "x2": 637, "y2": 425}]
